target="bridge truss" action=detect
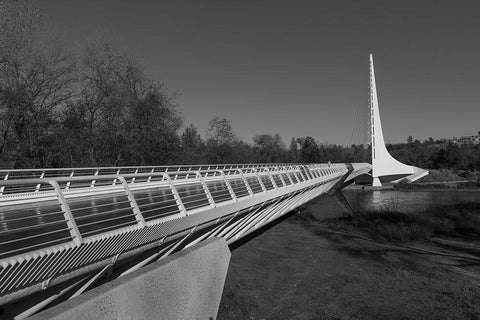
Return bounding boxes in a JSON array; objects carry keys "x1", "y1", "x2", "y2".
[{"x1": 0, "y1": 162, "x2": 370, "y2": 318}]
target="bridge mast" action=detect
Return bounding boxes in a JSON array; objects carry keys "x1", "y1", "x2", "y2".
[
  {"x1": 369, "y1": 54, "x2": 416, "y2": 186},
  {"x1": 369, "y1": 54, "x2": 378, "y2": 186}
]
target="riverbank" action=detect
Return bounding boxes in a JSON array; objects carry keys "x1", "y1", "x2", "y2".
[
  {"x1": 327, "y1": 201, "x2": 480, "y2": 242},
  {"x1": 394, "y1": 169, "x2": 480, "y2": 190},
  {"x1": 394, "y1": 181, "x2": 480, "y2": 191},
  {"x1": 218, "y1": 195, "x2": 480, "y2": 320}
]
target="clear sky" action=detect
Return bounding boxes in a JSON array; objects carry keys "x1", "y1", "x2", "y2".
[{"x1": 33, "y1": 0, "x2": 480, "y2": 145}]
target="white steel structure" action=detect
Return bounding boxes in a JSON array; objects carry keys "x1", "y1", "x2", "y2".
[
  {"x1": 369, "y1": 54, "x2": 428, "y2": 186},
  {"x1": 0, "y1": 54, "x2": 427, "y2": 317},
  {"x1": 0, "y1": 162, "x2": 370, "y2": 318}
]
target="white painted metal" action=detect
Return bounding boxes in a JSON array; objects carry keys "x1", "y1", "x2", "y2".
[
  {"x1": 197, "y1": 171, "x2": 216, "y2": 208},
  {"x1": 49, "y1": 180, "x2": 83, "y2": 245},
  {"x1": 0, "y1": 162, "x2": 369, "y2": 311},
  {"x1": 369, "y1": 54, "x2": 427, "y2": 186},
  {"x1": 118, "y1": 176, "x2": 146, "y2": 227},
  {"x1": 69, "y1": 265, "x2": 110, "y2": 299},
  {"x1": 119, "y1": 240, "x2": 179, "y2": 277}
]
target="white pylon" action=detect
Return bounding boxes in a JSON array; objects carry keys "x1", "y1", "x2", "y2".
[{"x1": 369, "y1": 54, "x2": 415, "y2": 186}]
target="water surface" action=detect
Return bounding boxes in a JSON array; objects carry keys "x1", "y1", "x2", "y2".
[
  {"x1": 308, "y1": 189, "x2": 480, "y2": 219},
  {"x1": 346, "y1": 189, "x2": 480, "y2": 212}
]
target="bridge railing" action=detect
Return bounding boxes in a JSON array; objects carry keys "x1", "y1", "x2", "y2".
[
  {"x1": 0, "y1": 163, "x2": 342, "y2": 195},
  {"x1": 0, "y1": 164, "x2": 349, "y2": 261},
  {"x1": 0, "y1": 162, "x2": 364, "y2": 312}
]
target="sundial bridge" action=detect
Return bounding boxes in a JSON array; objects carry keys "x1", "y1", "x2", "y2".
[{"x1": 0, "y1": 55, "x2": 427, "y2": 319}]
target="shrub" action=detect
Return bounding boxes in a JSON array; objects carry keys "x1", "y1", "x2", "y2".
[{"x1": 335, "y1": 200, "x2": 480, "y2": 242}]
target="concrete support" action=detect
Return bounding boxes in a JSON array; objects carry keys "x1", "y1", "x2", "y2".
[
  {"x1": 30, "y1": 238, "x2": 231, "y2": 320},
  {"x1": 372, "y1": 177, "x2": 382, "y2": 187}
]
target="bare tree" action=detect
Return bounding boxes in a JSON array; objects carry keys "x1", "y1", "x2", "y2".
[
  {"x1": 62, "y1": 36, "x2": 182, "y2": 166},
  {"x1": 0, "y1": 1, "x2": 76, "y2": 167}
]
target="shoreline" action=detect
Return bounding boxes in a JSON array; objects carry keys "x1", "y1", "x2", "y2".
[
  {"x1": 347, "y1": 185, "x2": 480, "y2": 192},
  {"x1": 346, "y1": 183, "x2": 480, "y2": 192}
]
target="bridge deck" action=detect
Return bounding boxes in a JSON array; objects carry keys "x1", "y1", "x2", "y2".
[{"x1": 0, "y1": 162, "x2": 370, "y2": 317}]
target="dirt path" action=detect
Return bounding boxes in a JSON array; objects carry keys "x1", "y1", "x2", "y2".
[{"x1": 218, "y1": 199, "x2": 480, "y2": 320}]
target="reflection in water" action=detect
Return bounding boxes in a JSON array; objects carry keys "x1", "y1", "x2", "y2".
[
  {"x1": 370, "y1": 190, "x2": 383, "y2": 205},
  {"x1": 346, "y1": 189, "x2": 480, "y2": 212}
]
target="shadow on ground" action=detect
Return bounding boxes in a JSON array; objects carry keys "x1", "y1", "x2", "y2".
[{"x1": 218, "y1": 196, "x2": 480, "y2": 320}]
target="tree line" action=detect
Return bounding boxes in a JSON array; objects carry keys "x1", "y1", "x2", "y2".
[
  {"x1": 389, "y1": 137, "x2": 480, "y2": 172},
  {"x1": 1, "y1": 1, "x2": 479, "y2": 171}
]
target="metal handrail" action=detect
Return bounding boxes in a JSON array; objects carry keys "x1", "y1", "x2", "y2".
[
  {"x1": 0, "y1": 167, "x2": 316, "y2": 186},
  {"x1": 0, "y1": 162, "x2": 361, "y2": 311},
  {"x1": 0, "y1": 163, "x2": 308, "y2": 174},
  {"x1": 0, "y1": 163, "x2": 345, "y2": 183},
  {"x1": 0, "y1": 166, "x2": 338, "y2": 197},
  {"x1": 0, "y1": 165, "x2": 345, "y2": 245}
]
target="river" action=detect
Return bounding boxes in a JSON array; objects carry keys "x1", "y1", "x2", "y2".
[{"x1": 307, "y1": 188, "x2": 480, "y2": 218}]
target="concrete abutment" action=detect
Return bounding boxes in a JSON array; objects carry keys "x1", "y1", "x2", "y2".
[{"x1": 30, "y1": 238, "x2": 231, "y2": 320}]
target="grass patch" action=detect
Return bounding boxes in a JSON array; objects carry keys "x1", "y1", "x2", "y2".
[
  {"x1": 396, "y1": 169, "x2": 480, "y2": 190},
  {"x1": 418, "y1": 169, "x2": 465, "y2": 183},
  {"x1": 329, "y1": 201, "x2": 480, "y2": 242}
]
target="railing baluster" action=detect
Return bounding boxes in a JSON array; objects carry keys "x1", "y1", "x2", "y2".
[
  {"x1": 276, "y1": 167, "x2": 287, "y2": 187},
  {"x1": 90, "y1": 169, "x2": 99, "y2": 188},
  {"x1": 297, "y1": 165, "x2": 308, "y2": 181},
  {"x1": 0, "y1": 172, "x2": 9, "y2": 195},
  {"x1": 238, "y1": 169, "x2": 254, "y2": 197},
  {"x1": 117, "y1": 175, "x2": 145, "y2": 227},
  {"x1": 218, "y1": 170, "x2": 237, "y2": 202},
  {"x1": 147, "y1": 168, "x2": 155, "y2": 183},
  {"x1": 131, "y1": 168, "x2": 139, "y2": 183},
  {"x1": 252, "y1": 168, "x2": 267, "y2": 193},
  {"x1": 112, "y1": 169, "x2": 121, "y2": 185},
  {"x1": 65, "y1": 170, "x2": 74, "y2": 190},
  {"x1": 165, "y1": 173, "x2": 187, "y2": 216},
  {"x1": 264, "y1": 167, "x2": 278, "y2": 190},
  {"x1": 49, "y1": 180, "x2": 82, "y2": 245},
  {"x1": 35, "y1": 171, "x2": 45, "y2": 192},
  {"x1": 196, "y1": 171, "x2": 216, "y2": 208},
  {"x1": 283, "y1": 169, "x2": 293, "y2": 185}
]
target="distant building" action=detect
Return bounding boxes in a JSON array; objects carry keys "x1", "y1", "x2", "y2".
[{"x1": 450, "y1": 131, "x2": 480, "y2": 145}]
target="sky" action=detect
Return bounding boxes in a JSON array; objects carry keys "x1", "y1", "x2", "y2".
[{"x1": 33, "y1": 0, "x2": 480, "y2": 145}]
